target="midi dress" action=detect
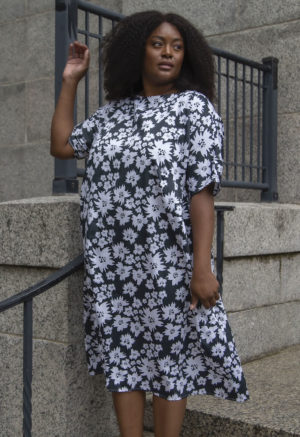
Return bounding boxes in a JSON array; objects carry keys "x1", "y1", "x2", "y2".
[{"x1": 69, "y1": 90, "x2": 249, "y2": 402}]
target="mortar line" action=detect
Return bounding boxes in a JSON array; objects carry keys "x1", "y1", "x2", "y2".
[
  {"x1": 0, "y1": 330, "x2": 80, "y2": 346},
  {"x1": 206, "y1": 17, "x2": 300, "y2": 38},
  {"x1": 227, "y1": 299, "x2": 300, "y2": 314}
]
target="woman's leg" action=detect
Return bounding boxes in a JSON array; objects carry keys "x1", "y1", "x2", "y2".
[
  {"x1": 153, "y1": 394, "x2": 187, "y2": 437},
  {"x1": 112, "y1": 391, "x2": 146, "y2": 437}
]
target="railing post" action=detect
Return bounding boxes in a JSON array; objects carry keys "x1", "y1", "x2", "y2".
[
  {"x1": 215, "y1": 205, "x2": 234, "y2": 295},
  {"x1": 53, "y1": 0, "x2": 78, "y2": 194},
  {"x1": 23, "y1": 299, "x2": 33, "y2": 437},
  {"x1": 261, "y1": 57, "x2": 279, "y2": 202}
]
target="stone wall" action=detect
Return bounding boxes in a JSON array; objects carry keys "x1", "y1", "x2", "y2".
[{"x1": 1, "y1": 197, "x2": 300, "y2": 435}]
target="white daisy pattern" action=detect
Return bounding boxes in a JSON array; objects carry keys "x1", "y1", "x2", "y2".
[{"x1": 69, "y1": 90, "x2": 249, "y2": 401}]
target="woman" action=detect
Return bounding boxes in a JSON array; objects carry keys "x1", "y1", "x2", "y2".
[{"x1": 51, "y1": 10, "x2": 249, "y2": 437}]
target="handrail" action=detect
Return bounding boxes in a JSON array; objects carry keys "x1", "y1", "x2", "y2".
[
  {"x1": 0, "y1": 254, "x2": 84, "y2": 313},
  {"x1": 0, "y1": 253, "x2": 83, "y2": 437}
]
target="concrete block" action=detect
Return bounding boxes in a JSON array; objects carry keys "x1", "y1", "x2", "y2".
[
  {"x1": 0, "y1": 83, "x2": 26, "y2": 147},
  {"x1": 64, "y1": 344, "x2": 119, "y2": 437},
  {"x1": 0, "y1": 196, "x2": 82, "y2": 268},
  {"x1": 121, "y1": 0, "x2": 240, "y2": 36},
  {"x1": 237, "y1": 0, "x2": 300, "y2": 30},
  {"x1": 0, "y1": 334, "x2": 118, "y2": 436},
  {"x1": 207, "y1": 21, "x2": 300, "y2": 115},
  {"x1": 222, "y1": 256, "x2": 281, "y2": 312},
  {"x1": 277, "y1": 113, "x2": 300, "y2": 204},
  {"x1": 228, "y1": 301, "x2": 300, "y2": 362},
  {"x1": 0, "y1": 19, "x2": 27, "y2": 84},
  {"x1": 25, "y1": 11, "x2": 55, "y2": 81},
  {"x1": 26, "y1": 0, "x2": 54, "y2": 14},
  {"x1": 281, "y1": 253, "x2": 300, "y2": 302},
  {"x1": 0, "y1": 143, "x2": 53, "y2": 202},
  {"x1": 215, "y1": 202, "x2": 300, "y2": 257},
  {"x1": 0, "y1": 335, "x2": 23, "y2": 437},
  {"x1": 0, "y1": 266, "x2": 84, "y2": 344},
  {"x1": 26, "y1": 78, "x2": 54, "y2": 143},
  {"x1": 0, "y1": 0, "x2": 25, "y2": 22},
  {"x1": 215, "y1": 187, "x2": 260, "y2": 203}
]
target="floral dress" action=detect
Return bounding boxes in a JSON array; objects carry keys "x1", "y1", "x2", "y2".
[{"x1": 69, "y1": 90, "x2": 249, "y2": 402}]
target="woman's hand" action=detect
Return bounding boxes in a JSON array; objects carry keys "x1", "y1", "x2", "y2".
[
  {"x1": 63, "y1": 41, "x2": 90, "y2": 84},
  {"x1": 190, "y1": 270, "x2": 220, "y2": 310}
]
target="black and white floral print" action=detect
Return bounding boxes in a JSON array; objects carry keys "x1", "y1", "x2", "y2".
[{"x1": 69, "y1": 90, "x2": 249, "y2": 401}]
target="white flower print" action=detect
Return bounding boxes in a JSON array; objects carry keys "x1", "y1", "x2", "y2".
[
  {"x1": 123, "y1": 282, "x2": 137, "y2": 297},
  {"x1": 126, "y1": 170, "x2": 140, "y2": 186},
  {"x1": 111, "y1": 297, "x2": 128, "y2": 313},
  {"x1": 136, "y1": 155, "x2": 151, "y2": 172},
  {"x1": 140, "y1": 358, "x2": 158, "y2": 380},
  {"x1": 94, "y1": 301, "x2": 112, "y2": 326},
  {"x1": 184, "y1": 356, "x2": 206, "y2": 379},
  {"x1": 164, "y1": 323, "x2": 181, "y2": 341},
  {"x1": 94, "y1": 192, "x2": 113, "y2": 216},
  {"x1": 113, "y1": 315, "x2": 130, "y2": 332},
  {"x1": 113, "y1": 242, "x2": 129, "y2": 261},
  {"x1": 162, "y1": 303, "x2": 180, "y2": 321},
  {"x1": 113, "y1": 185, "x2": 130, "y2": 204},
  {"x1": 167, "y1": 267, "x2": 185, "y2": 285},
  {"x1": 90, "y1": 246, "x2": 113, "y2": 273},
  {"x1": 115, "y1": 207, "x2": 132, "y2": 226},
  {"x1": 109, "y1": 347, "x2": 126, "y2": 365},
  {"x1": 200, "y1": 325, "x2": 218, "y2": 344},
  {"x1": 116, "y1": 262, "x2": 132, "y2": 281},
  {"x1": 144, "y1": 195, "x2": 164, "y2": 221},
  {"x1": 111, "y1": 366, "x2": 127, "y2": 385},
  {"x1": 142, "y1": 308, "x2": 163, "y2": 331},
  {"x1": 127, "y1": 373, "x2": 142, "y2": 388},
  {"x1": 105, "y1": 138, "x2": 123, "y2": 159},
  {"x1": 120, "y1": 334, "x2": 135, "y2": 349},
  {"x1": 69, "y1": 91, "x2": 248, "y2": 402},
  {"x1": 123, "y1": 228, "x2": 138, "y2": 245},
  {"x1": 144, "y1": 252, "x2": 165, "y2": 278},
  {"x1": 149, "y1": 140, "x2": 172, "y2": 165}
]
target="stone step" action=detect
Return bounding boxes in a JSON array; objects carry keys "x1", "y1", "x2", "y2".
[{"x1": 144, "y1": 344, "x2": 300, "y2": 437}]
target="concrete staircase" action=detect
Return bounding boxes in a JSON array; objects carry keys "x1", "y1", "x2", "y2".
[{"x1": 144, "y1": 345, "x2": 300, "y2": 436}]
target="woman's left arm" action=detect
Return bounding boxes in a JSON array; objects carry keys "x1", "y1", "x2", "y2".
[{"x1": 190, "y1": 184, "x2": 220, "y2": 310}]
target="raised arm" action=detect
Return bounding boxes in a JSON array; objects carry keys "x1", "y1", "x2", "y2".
[
  {"x1": 189, "y1": 185, "x2": 220, "y2": 310},
  {"x1": 50, "y1": 41, "x2": 90, "y2": 159}
]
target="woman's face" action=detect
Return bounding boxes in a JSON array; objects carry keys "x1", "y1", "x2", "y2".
[{"x1": 142, "y1": 22, "x2": 184, "y2": 95}]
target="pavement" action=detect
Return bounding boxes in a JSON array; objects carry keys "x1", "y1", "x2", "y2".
[{"x1": 144, "y1": 344, "x2": 300, "y2": 436}]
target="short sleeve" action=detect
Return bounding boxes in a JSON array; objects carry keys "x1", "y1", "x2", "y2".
[
  {"x1": 186, "y1": 93, "x2": 224, "y2": 197},
  {"x1": 69, "y1": 109, "x2": 102, "y2": 159}
]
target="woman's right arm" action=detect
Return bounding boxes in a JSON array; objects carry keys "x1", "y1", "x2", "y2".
[{"x1": 50, "y1": 41, "x2": 90, "y2": 159}]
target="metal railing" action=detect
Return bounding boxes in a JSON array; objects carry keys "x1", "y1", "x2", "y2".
[
  {"x1": 0, "y1": 205, "x2": 231, "y2": 436},
  {"x1": 0, "y1": 254, "x2": 84, "y2": 437},
  {"x1": 53, "y1": 0, "x2": 278, "y2": 201}
]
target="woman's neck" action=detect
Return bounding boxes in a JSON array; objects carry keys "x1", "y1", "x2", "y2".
[{"x1": 142, "y1": 82, "x2": 177, "y2": 97}]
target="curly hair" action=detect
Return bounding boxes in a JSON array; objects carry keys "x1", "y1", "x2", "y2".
[{"x1": 102, "y1": 11, "x2": 215, "y2": 102}]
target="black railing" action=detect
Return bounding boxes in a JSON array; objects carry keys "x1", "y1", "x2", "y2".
[
  {"x1": 0, "y1": 206, "x2": 231, "y2": 436},
  {"x1": 53, "y1": 0, "x2": 278, "y2": 201},
  {"x1": 0, "y1": 254, "x2": 83, "y2": 437}
]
